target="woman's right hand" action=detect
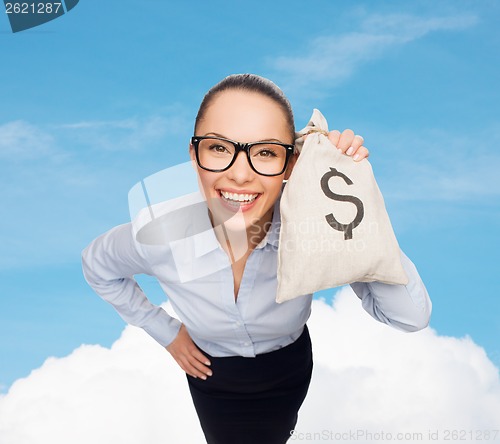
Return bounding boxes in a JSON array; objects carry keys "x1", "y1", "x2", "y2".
[{"x1": 165, "y1": 324, "x2": 213, "y2": 379}]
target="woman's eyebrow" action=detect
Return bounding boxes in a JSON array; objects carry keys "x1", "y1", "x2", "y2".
[{"x1": 204, "y1": 132, "x2": 287, "y2": 143}]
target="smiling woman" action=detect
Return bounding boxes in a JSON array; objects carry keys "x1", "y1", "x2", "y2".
[{"x1": 81, "y1": 73, "x2": 431, "y2": 444}]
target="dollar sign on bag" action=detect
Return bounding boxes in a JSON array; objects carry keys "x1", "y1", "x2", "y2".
[{"x1": 320, "y1": 167, "x2": 364, "y2": 240}]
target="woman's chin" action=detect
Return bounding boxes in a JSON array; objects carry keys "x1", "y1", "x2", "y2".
[{"x1": 207, "y1": 193, "x2": 264, "y2": 228}]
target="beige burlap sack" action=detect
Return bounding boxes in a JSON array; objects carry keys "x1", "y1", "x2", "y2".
[{"x1": 276, "y1": 109, "x2": 408, "y2": 303}]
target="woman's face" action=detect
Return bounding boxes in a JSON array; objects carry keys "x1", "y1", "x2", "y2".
[{"x1": 190, "y1": 89, "x2": 295, "y2": 232}]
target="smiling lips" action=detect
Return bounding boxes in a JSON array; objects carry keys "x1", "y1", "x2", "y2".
[
  {"x1": 220, "y1": 190, "x2": 259, "y2": 202},
  {"x1": 217, "y1": 189, "x2": 261, "y2": 210}
]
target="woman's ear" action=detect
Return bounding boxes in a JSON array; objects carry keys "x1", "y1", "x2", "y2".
[
  {"x1": 284, "y1": 151, "x2": 298, "y2": 180},
  {"x1": 188, "y1": 143, "x2": 200, "y2": 174},
  {"x1": 189, "y1": 143, "x2": 195, "y2": 162}
]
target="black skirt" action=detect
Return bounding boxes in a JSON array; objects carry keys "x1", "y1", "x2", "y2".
[{"x1": 186, "y1": 324, "x2": 313, "y2": 444}]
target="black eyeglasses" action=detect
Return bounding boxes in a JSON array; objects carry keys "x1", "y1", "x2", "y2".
[{"x1": 191, "y1": 136, "x2": 295, "y2": 177}]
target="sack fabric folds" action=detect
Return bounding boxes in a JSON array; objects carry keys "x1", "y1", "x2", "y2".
[{"x1": 276, "y1": 109, "x2": 408, "y2": 303}]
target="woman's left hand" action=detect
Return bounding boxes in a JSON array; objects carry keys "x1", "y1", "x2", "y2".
[{"x1": 327, "y1": 128, "x2": 369, "y2": 162}]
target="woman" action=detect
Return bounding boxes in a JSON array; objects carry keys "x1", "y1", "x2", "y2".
[{"x1": 81, "y1": 74, "x2": 431, "y2": 444}]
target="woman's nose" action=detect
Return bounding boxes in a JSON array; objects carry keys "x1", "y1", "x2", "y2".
[{"x1": 226, "y1": 151, "x2": 254, "y2": 183}]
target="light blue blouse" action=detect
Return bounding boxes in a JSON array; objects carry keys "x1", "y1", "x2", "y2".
[{"x1": 81, "y1": 188, "x2": 432, "y2": 357}]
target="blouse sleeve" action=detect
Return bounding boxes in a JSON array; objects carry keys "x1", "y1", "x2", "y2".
[
  {"x1": 81, "y1": 222, "x2": 182, "y2": 347},
  {"x1": 349, "y1": 249, "x2": 432, "y2": 332}
]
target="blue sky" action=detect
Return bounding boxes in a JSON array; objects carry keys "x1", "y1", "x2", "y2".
[{"x1": 0, "y1": 0, "x2": 499, "y2": 392}]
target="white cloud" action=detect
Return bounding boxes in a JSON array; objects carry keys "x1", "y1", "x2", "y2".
[
  {"x1": 0, "y1": 288, "x2": 498, "y2": 444},
  {"x1": 386, "y1": 155, "x2": 500, "y2": 202},
  {"x1": 0, "y1": 108, "x2": 192, "y2": 270},
  {"x1": 54, "y1": 105, "x2": 191, "y2": 152},
  {"x1": 55, "y1": 116, "x2": 168, "y2": 151},
  {"x1": 360, "y1": 13, "x2": 478, "y2": 37},
  {"x1": 270, "y1": 13, "x2": 478, "y2": 93},
  {"x1": 370, "y1": 126, "x2": 500, "y2": 203},
  {"x1": 0, "y1": 120, "x2": 63, "y2": 163},
  {"x1": 0, "y1": 320, "x2": 204, "y2": 444}
]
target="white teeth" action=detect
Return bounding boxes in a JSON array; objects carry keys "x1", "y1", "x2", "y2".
[{"x1": 220, "y1": 191, "x2": 258, "y2": 203}]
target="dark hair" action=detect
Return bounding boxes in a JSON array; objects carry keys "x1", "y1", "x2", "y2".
[{"x1": 194, "y1": 73, "x2": 295, "y2": 144}]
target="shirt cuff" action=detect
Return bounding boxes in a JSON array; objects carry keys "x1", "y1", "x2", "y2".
[{"x1": 141, "y1": 307, "x2": 183, "y2": 348}]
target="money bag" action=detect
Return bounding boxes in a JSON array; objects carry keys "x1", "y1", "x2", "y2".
[{"x1": 276, "y1": 109, "x2": 408, "y2": 303}]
